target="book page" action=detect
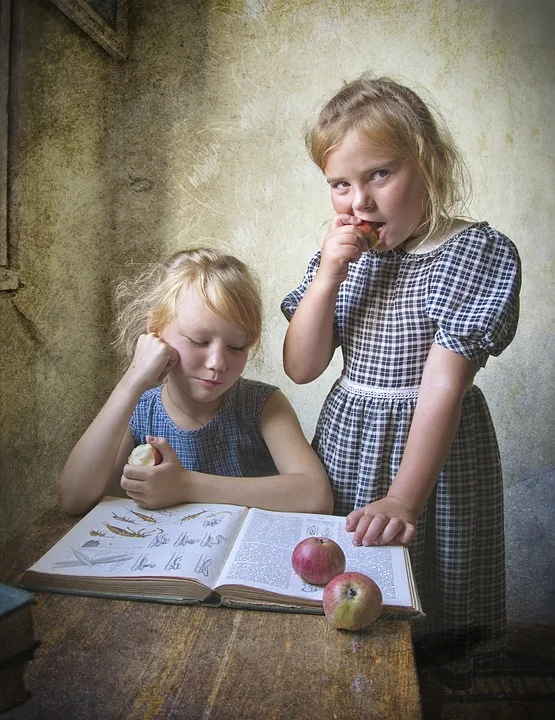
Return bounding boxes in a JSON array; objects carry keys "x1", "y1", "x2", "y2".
[
  {"x1": 216, "y1": 509, "x2": 414, "y2": 607},
  {"x1": 27, "y1": 497, "x2": 248, "y2": 591}
]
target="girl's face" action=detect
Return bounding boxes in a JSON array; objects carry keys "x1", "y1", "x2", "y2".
[
  {"x1": 160, "y1": 285, "x2": 249, "y2": 407},
  {"x1": 323, "y1": 130, "x2": 428, "y2": 251}
]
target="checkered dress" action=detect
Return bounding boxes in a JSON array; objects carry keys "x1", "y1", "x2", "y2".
[
  {"x1": 281, "y1": 222, "x2": 521, "y2": 685},
  {"x1": 129, "y1": 378, "x2": 279, "y2": 478}
]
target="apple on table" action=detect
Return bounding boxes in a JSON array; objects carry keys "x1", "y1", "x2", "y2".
[{"x1": 322, "y1": 571, "x2": 383, "y2": 631}]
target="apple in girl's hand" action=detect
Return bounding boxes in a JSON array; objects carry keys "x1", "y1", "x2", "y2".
[
  {"x1": 291, "y1": 537, "x2": 346, "y2": 586},
  {"x1": 128, "y1": 443, "x2": 162, "y2": 467},
  {"x1": 322, "y1": 571, "x2": 383, "y2": 631},
  {"x1": 358, "y1": 221, "x2": 380, "y2": 248}
]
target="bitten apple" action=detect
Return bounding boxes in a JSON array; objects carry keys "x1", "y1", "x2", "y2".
[
  {"x1": 128, "y1": 443, "x2": 162, "y2": 467},
  {"x1": 358, "y1": 221, "x2": 380, "y2": 248},
  {"x1": 291, "y1": 537, "x2": 346, "y2": 586},
  {"x1": 322, "y1": 571, "x2": 383, "y2": 631}
]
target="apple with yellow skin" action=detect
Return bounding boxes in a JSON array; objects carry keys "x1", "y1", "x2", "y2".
[
  {"x1": 322, "y1": 571, "x2": 383, "y2": 631},
  {"x1": 291, "y1": 537, "x2": 346, "y2": 586},
  {"x1": 128, "y1": 443, "x2": 162, "y2": 467}
]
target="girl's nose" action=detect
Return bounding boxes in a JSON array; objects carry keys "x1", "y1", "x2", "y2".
[
  {"x1": 352, "y1": 186, "x2": 375, "y2": 213},
  {"x1": 205, "y1": 346, "x2": 226, "y2": 372}
]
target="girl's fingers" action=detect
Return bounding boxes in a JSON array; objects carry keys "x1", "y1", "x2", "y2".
[
  {"x1": 331, "y1": 213, "x2": 359, "y2": 229},
  {"x1": 351, "y1": 514, "x2": 373, "y2": 545},
  {"x1": 346, "y1": 507, "x2": 365, "y2": 530},
  {"x1": 121, "y1": 465, "x2": 147, "y2": 481},
  {"x1": 355, "y1": 515, "x2": 415, "y2": 547},
  {"x1": 398, "y1": 523, "x2": 417, "y2": 545},
  {"x1": 120, "y1": 474, "x2": 148, "y2": 495},
  {"x1": 379, "y1": 517, "x2": 405, "y2": 545},
  {"x1": 124, "y1": 489, "x2": 145, "y2": 503},
  {"x1": 360, "y1": 514, "x2": 389, "y2": 545},
  {"x1": 353, "y1": 513, "x2": 388, "y2": 546}
]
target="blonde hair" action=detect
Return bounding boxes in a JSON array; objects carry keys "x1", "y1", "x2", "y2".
[
  {"x1": 114, "y1": 248, "x2": 263, "y2": 359},
  {"x1": 305, "y1": 72, "x2": 471, "y2": 241}
]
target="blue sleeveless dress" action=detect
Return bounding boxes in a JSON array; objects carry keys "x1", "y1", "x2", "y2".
[
  {"x1": 130, "y1": 377, "x2": 279, "y2": 477},
  {"x1": 282, "y1": 222, "x2": 521, "y2": 686}
]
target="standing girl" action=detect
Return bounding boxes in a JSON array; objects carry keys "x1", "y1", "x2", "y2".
[
  {"x1": 59, "y1": 248, "x2": 332, "y2": 517},
  {"x1": 281, "y1": 73, "x2": 521, "y2": 685}
]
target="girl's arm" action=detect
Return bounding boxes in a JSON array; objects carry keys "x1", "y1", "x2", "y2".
[
  {"x1": 283, "y1": 217, "x2": 368, "y2": 384},
  {"x1": 346, "y1": 344, "x2": 479, "y2": 545},
  {"x1": 121, "y1": 390, "x2": 334, "y2": 514},
  {"x1": 283, "y1": 274, "x2": 338, "y2": 383},
  {"x1": 58, "y1": 334, "x2": 178, "y2": 515}
]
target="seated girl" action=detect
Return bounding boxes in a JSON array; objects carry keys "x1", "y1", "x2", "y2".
[{"x1": 58, "y1": 248, "x2": 333, "y2": 516}]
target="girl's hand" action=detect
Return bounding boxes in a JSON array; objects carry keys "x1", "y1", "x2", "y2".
[
  {"x1": 120, "y1": 436, "x2": 188, "y2": 509},
  {"x1": 345, "y1": 495, "x2": 418, "y2": 546},
  {"x1": 318, "y1": 214, "x2": 370, "y2": 286},
  {"x1": 124, "y1": 333, "x2": 179, "y2": 390}
]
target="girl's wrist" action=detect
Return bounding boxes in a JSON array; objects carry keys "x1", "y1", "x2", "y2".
[
  {"x1": 116, "y1": 369, "x2": 151, "y2": 399},
  {"x1": 385, "y1": 490, "x2": 424, "y2": 519},
  {"x1": 180, "y1": 468, "x2": 200, "y2": 503},
  {"x1": 311, "y1": 271, "x2": 342, "y2": 297}
]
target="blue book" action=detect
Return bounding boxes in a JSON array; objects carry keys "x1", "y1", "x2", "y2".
[{"x1": 0, "y1": 583, "x2": 37, "y2": 665}]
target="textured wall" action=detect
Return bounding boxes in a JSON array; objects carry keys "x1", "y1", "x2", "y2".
[
  {"x1": 1, "y1": 0, "x2": 120, "y2": 538},
  {"x1": 1, "y1": 0, "x2": 553, "y2": 541}
]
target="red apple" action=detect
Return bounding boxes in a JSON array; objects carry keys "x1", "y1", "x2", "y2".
[
  {"x1": 358, "y1": 221, "x2": 380, "y2": 248},
  {"x1": 128, "y1": 443, "x2": 162, "y2": 467},
  {"x1": 322, "y1": 571, "x2": 383, "y2": 631},
  {"x1": 291, "y1": 537, "x2": 346, "y2": 586}
]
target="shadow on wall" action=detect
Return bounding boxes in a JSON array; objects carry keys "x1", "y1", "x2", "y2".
[{"x1": 505, "y1": 466, "x2": 555, "y2": 628}]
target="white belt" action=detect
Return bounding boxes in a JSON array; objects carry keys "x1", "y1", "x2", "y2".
[
  {"x1": 338, "y1": 375, "x2": 420, "y2": 399},
  {"x1": 338, "y1": 375, "x2": 474, "y2": 398}
]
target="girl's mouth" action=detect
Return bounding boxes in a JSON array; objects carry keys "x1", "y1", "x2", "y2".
[
  {"x1": 359, "y1": 221, "x2": 385, "y2": 248},
  {"x1": 198, "y1": 378, "x2": 221, "y2": 388}
]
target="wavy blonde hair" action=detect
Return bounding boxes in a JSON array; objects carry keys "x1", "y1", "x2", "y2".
[
  {"x1": 305, "y1": 72, "x2": 472, "y2": 241},
  {"x1": 114, "y1": 248, "x2": 263, "y2": 359}
]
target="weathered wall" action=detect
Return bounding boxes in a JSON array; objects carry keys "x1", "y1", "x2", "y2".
[
  {"x1": 1, "y1": 0, "x2": 120, "y2": 538},
  {"x1": 1, "y1": 0, "x2": 553, "y2": 544}
]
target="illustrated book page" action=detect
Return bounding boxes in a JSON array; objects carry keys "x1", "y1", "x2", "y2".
[{"x1": 20, "y1": 496, "x2": 249, "y2": 603}]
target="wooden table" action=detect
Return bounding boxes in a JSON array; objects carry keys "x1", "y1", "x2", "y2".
[{"x1": 1, "y1": 506, "x2": 422, "y2": 719}]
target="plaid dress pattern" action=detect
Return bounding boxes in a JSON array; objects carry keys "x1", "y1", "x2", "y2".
[
  {"x1": 282, "y1": 222, "x2": 521, "y2": 685},
  {"x1": 130, "y1": 377, "x2": 279, "y2": 478}
]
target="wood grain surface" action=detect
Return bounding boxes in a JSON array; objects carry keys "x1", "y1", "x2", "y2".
[{"x1": 1, "y1": 506, "x2": 422, "y2": 719}]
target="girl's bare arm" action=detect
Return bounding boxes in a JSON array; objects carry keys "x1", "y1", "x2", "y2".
[
  {"x1": 121, "y1": 390, "x2": 334, "y2": 514},
  {"x1": 283, "y1": 274, "x2": 338, "y2": 383},
  {"x1": 284, "y1": 218, "x2": 367, "y2": 384},
  {"x1": 57, "y1": 377, "x2": 143, "y2": 515},
  {"x1": 58, "y1": 333, "x2": 178, "y2": 515},
  {"x1": 347, "y1": 344, "x2": 478, "y2": 545}
]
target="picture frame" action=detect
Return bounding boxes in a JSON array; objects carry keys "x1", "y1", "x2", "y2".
[{"x1": 49, "y1": 0, "x2": 128, "y2": 60}]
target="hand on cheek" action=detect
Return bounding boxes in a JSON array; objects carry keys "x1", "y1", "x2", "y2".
[{"x1": 128, "y1": 334, "x2": 179, "y2": 388}]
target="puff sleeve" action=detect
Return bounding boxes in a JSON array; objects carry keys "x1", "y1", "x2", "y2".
[
  {"x1": 280, "y1": 251, "x2": 344, "y2": 349},
  {"x1": 426, "y1": 224, "x2": 521, "y2": 367},
  {"x1": 280, "y1": 251, "x2": 321, "y2": 321}
]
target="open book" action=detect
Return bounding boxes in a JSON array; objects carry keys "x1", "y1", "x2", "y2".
[{"x1": 20, "y1": 496, "x2": 422, "y2": 616}]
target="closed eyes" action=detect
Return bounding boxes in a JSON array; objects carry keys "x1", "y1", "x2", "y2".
[{"x1": 187, "y1": 336, "x2": 246, "y2": 353}]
